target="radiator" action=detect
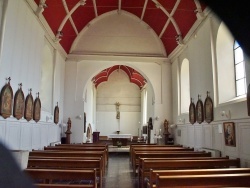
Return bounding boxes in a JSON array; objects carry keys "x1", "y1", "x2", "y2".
[
  {"x1": 198, "y1": 148, "x2": 221, "y2": 157},
  {"x1": 50, "y1": 141, "x2": 61, "y2": 146}
]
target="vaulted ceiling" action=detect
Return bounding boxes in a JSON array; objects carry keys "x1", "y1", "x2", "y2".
[
  {"x1": 92, "y1": 65, "x2": 147, "y2": 89},
  {"x1": 33, "y1": 0, "x2": 207, "y2": 56},
  {"x1": 31, "y1": 0, "x2": 207, "y2": 88}
]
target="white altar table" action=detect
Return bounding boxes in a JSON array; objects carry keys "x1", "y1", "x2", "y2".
[
  {"x1": 108, "y1": 134, "x2": 133, "y2": 140},
  {"x1": 108, "y1": 134, "x2": 133, "y2": 146}
]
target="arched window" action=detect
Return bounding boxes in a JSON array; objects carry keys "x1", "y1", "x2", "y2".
[
  {"x1": 216, "y1": 22, "x2": 247, "y2": 104},
  {"x1": 180, "y1": 58, "x2": 190, "y2": 113},
  {"x1": 234, "y1": 41, "x2": 246, "y2": 96}
]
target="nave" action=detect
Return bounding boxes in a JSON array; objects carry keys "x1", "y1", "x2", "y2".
[{"x1": 103, "y1": 152, "x2": 137, "y2": 188}]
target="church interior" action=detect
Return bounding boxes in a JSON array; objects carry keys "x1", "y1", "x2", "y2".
[{"x1": 0, "y1": 0, "x2": 250, "y2": 187}]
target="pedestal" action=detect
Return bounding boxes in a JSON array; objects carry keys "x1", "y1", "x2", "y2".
[
  {"x1": 65, "y1": 130, "x2": 72, "y2": 144},
  {"x1": 164, "y1": 133, "x2": 170, "y2": 145},
  {"x1": 93, "y1": 132, "x2": 100, "y2": 143}
]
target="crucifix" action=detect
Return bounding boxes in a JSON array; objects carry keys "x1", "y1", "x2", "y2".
[{"x1": 115, "y1": 102, "x2": 120, "y2": 119}]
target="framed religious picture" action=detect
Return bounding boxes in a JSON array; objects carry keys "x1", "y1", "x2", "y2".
[
  {"x1": 33, "y1": 92, "x2": 41, "y2": 122},
  {"x1": 247, "y1": 84, "x2": 250, "y2": 116},
  {"x1": 223, "y1": 122, "x2": 236, "y2": 147},
  {"x1": 0, "y1": 77, "x2": 13, "y2": 119},
  {"x1": 204, "y1": 91, "x2": 213, "y2": 123},
  {"x1": 189, "y1": 98, "x2": 196, "y2": 125},
  {"x1": 24, "y1": 89, "x2": 33, "y2": 121},
  {"x1": 196, "y1": 95, "x2": 204, "y2": 124},
  {"x1": 13, "y1": 83, "x2": 25, "y2": 120},
  {"x1": 54, "y1": 102, "x2": 59, "y2": 124}
]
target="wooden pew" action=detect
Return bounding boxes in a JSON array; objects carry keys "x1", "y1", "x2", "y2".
[
  {"x1": 131, "y1": 147, "x2": 194, "y2": 164},
  {"x1": 29, "y1": 150, "x2": 107, "y2": 167},
  {"x1": 130, "y1": 145, "x2": 185, "y2": 162},
  {"x1": 27, "y1": 159, "x2": 103, "y2": 188},
  {"x1": 139, "y1": 158, "x2": 240, "y2": 188},
  {"x1": 155, "y1": 173, "x2": 250, "y2": 188},
  {"x1": 44, "y1": 146, "x2": 108, "y2": 164},
  {"x1": 24, "y1": 168, "x2": 97, "y2": 188},
  {"x1": 137, "y1": 156, "x2": 228, "y2": 179},
  {"x1": 29, "y1": 156, "x2": 105, "y2": 175},
  {"x1": 129, "y1": 144, "x2": 180, "y2": 154},
  {"x1": 132, "y1": 151, "x2": 211, "y2": 174},
  {"x1": 149, "y1": 167, "x2": 250, "y2": 188},
  {"x1": 36, "y1": 184, "x2": 95, "y2": 188}
]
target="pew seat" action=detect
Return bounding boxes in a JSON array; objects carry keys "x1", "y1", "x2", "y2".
[
  {"x1": 156, "y1": 173, "x2": 250, "y2": 188},
  {"x1": 148, "y1": 167, "x2": 250, "y2": 188},
  {"x1": 24, "y1": 169, "x2": 97, "y2": 188}
]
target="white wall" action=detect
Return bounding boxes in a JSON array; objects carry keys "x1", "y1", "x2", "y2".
[
  {"x1": 171, "y1": 14, "x2": 250, "y2": 167},
  {"x1": 63, "y1": 59, "x2": 172, "y2": 143},
  {"x1": 96, "y1": 70, "x2": 141, "y2": 136},
  {"x1": 0, "y1": 0, "x2": 64, "y2": 150}
]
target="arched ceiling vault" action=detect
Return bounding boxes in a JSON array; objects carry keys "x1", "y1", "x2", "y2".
[
  {"x1": 92, "y1": 65, "x2": 147, "y2": 89},
  {"x1": 31, "y1": 0, "x2": 207, "y2": 57}
]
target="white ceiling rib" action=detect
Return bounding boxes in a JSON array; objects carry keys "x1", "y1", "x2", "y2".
[{"x1": 62, "y1": 0, "x2": 79, "y2": 35}]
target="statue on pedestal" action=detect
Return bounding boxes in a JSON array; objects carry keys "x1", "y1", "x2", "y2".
[
  {"x1": 164, "y1": 119, "x2": 169, "y2": 134},
  {"x1": 66, "y1": 117, "x2": 72, "y2": 133}
]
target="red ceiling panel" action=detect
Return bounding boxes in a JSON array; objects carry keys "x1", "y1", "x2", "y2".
[
  {"x1": 157, "y1": 0, "x2": 176, "y2": 10},
  {"x1": 60, "y1": 35, "x2": 77, "y2": 54},
  {"x1": 143, "y1": 8, "x2": 168, "y2": 35},
  {"x1": 71, "y1": 6, "x2": 96, "y2": 32},
  {"x1": 161, "y1": 37, "x2": 177, "y2": 56},
  {"x1": 174, "y1": 10, "x2": 196, "y2": 37},
  {"x1": 32, "y1": 0, "x2": 207, "y2": 56},
  {"x1": 161, "y1": 22, "x2": 177, "y2": 38},
  {"x1": 42, "y1": 1, "x2": 66, "y2": 35},
  {"x1": 122, "y1": 0, "x2": 145, "y2": 8},
  {"x1": 92, "y1": 65, "x2": 146, "y2": 89},
  {"x1": 122, "y1": 7, "x2": 142, "y2": 19}
]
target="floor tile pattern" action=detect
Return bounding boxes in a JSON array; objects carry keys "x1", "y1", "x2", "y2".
[{"x1": 103, "y1": 152, "x2": 138, "y2": 188}]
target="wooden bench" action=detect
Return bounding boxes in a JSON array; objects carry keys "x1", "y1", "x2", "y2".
[
  {"x1": 139, "y1": 158, "x2": 240, "y2": 188},
  {"x1": 130, "y1": 145, "x2": 184, "y2": 161},
  {"x1": 132, "y1": 151, "x2": 211, "y2": 174},
  {"x1": 44, "y1": 146, "x2": 108, "y2": 164},
  {"x1": 27, "y1": 159, "x2": 103, "y2": 188},
  {"x1": 155, "y1": 173, "x2": 250, "y2": 188},
  {"x1": 36, "y1": 184, "x2": 95, "y2": 188},
  {"x1": 130, "y1": 147, "x2": 194, "y2": 164},
  {"x1": 137, "y1": 156, "x2": 228, "y2": 178},
  {"x1": 24, "y1": 168, "x2": 97, "y2": 188},
  {"x1": 149, "y1": 167, "x2": 250, "y2": 188},
  {"x1": 29, "y1": 150, "x2": 107, "y2": 167},
  {"x1": 29, "y1": 156, "x2": 105, "y2": 175}
]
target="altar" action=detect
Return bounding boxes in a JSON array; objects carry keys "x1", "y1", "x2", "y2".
[{"x1": 108, "y1": 134, "x2": 133, "y2": 146}]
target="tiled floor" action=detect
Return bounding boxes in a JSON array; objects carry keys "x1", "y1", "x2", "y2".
[{"x1": 103, "y1": 152, "x2": 138, "y2": 188}]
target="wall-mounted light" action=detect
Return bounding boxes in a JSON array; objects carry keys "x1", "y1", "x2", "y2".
[
  {"x1": 170, "y1": 124, "x2": 177, "y2": 129},
  {"x1": 220, "y1": 110, "x2": 231, "y2": 119},
  {"x1": 75, "y1": 115, "x2": 82, "y2": 120},
  {"x1": 178, "y1": 118, "x2": 185, "y2": 124},
  {"x1": 46, "y1": 115, "x2": 52, "y2": 122}
]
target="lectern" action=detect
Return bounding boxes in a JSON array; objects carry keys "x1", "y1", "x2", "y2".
[{"x1": 93, "y1": 132, "x2": 100, "y2": 143}]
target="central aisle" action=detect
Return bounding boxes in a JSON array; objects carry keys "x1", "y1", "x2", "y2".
[{"x1": 103, "y1": 152, "x2": 138, "y2": 188}]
